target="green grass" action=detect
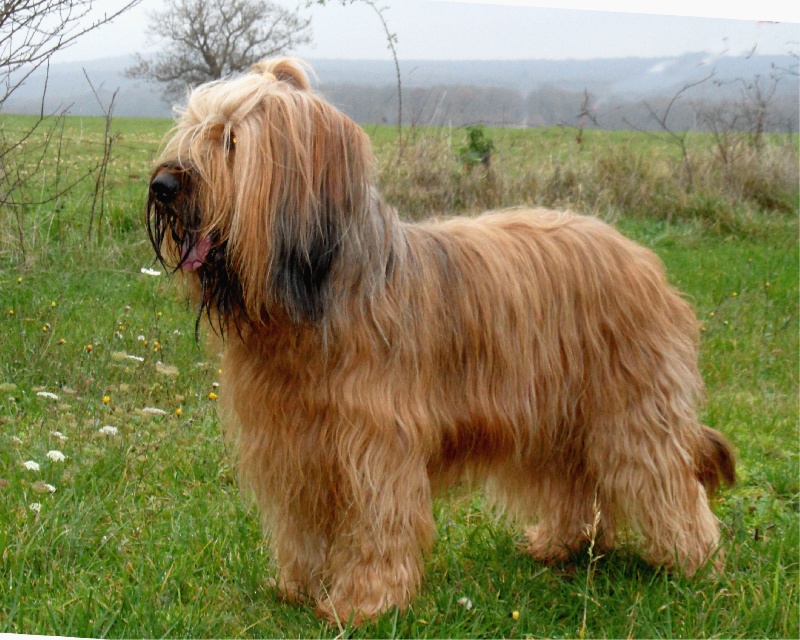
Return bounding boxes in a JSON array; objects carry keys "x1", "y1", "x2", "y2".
[{"x1": 0, "y1": 115, "x2": 798, "y2": 638}]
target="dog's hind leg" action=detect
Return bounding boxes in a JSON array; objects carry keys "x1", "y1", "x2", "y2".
[
  {"x1": 519, "y1": 465, "x2": 613, "y2": 563},
  {"x1": 640, "y1": 476, "x2": 722, "y2": 576},
  {"x1": 588, "y1": 413, "x2": 723, "y2": 576}
]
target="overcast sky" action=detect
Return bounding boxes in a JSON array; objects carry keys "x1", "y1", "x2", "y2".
[{"x1": 53, "y1": 0, "x2": 799, "y2": 64}]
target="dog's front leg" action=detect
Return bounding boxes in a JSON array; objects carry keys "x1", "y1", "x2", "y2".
[{"x1": 314, "y1": 440, "x2": 435, "y2": 626}]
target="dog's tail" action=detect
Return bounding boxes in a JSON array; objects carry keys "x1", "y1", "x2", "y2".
[{"x1": 696, "y1": 424, "x2": 736, "y2": 496}]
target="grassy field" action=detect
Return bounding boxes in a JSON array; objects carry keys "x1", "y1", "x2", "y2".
[{"x1": 0, "y1": 114, "x2": 797, "y2": 638}]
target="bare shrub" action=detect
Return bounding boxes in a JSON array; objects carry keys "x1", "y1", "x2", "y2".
[
  {"x1": 1, "y1": 1, "x2": 141, "y2": 261},
  {"x1": 376, "y1": 123, "x2": 797, "y2": 236}
]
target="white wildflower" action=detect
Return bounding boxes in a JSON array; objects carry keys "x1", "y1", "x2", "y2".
[
  {"x1": 98, "y1": 425, "x2": 118, "y2": 436},
  {"x1": 51, "y1": 431, "x2": 67, "y2": 441},
  {"x1": 137, "y1": 335, "x2": 146, "y2": 342},
  {"x1": 140, "y1": 267, "x2": 162, "y2": 276},
  {"x1": 32, "y1": 480, "x2": 56, "y2": 494},
  {"x1": 46, "y1": 450, "x2": 66, "y2": 462},
  {"x1": 36, "y1": 391, "x2": 59, "y2": 400},
  {"x1": 29, "y1": 502, "x2": 41, "y2": 513},
  {"x1": 126, "y1": 354, "x2": 144, "y2": 362},
  {"x1": 141, "y1": 407, "x2": 167, "y2": 415},
  {"x1": 23, "y1": 460, "x2": 40, "y2": 471},
  {"x1": 458, "y1": 597, "x2": 473, "y2": 610}
]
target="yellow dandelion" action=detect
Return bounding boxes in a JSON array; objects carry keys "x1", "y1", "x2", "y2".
[
  {"x1": 708, "y1": 311, "x2": 715, "y2": 318},
  {"x1": 731, "y1": 291, "x2": 738, "y2": 297},
  {"x1": 51, "y1": 301, "x2": 56, "y2": 308},
  {"x1": 8, "y1": 309, "x2": 13, "y2": 316},
  {"x1": 512, "y1": 610, "x2": 520, "y2": 620},
  {"x1": 175, "y1": 407, "x2": 182, "y2": 417},
  {"x1": 17, "y1": 277, "x2": 22, "y2": 284},
  {"x1": 157, "y1": 312, "x2": 162, "y2": 318},
  {"x1": 118, "y1": 324, "x2": 125, "y2": 331},
  {"x1": 208, "y1": 392, "x2": 218, "y2": 401},
  {"x1": 57, "y1": 338, "x2": 66, "y2": 345},
  {"x1": 103, "y1": 395, "x2": 110, "y2": 404}
]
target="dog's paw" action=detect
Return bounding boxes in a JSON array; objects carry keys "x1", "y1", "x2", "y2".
[
  {"x1": 315, "y1": 598, "x2": 375, "y2": 628},
  {"x1": 266, "y1": 577, "x2": 312, "y2": 605},
  {"x1": 523, "y1": 525, "x2": 575, "y2": 563}
]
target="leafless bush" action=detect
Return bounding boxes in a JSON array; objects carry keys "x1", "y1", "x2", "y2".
[
  {"x1": 1, "y1": 1, "x2": 140, "y2": 109},
  {"x1": 1, "y1": 1, "x2": 140, "y2": 260},
  {"x1": 127, "y1": 0, "x2": 311, "y2": 102}
]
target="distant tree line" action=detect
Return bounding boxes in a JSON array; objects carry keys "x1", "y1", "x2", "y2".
[{"x1": 323, "y1": 82, "x2": 799, "y2": 134}]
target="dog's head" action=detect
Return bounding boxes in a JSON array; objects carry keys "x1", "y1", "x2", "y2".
[{"x1": 147, "y1": 58, "x2": 375, "y2": 332}]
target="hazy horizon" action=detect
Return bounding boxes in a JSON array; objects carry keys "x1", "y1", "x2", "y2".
[{"x1": 51, "y1": 0, "x2": 798, "y2": 66}]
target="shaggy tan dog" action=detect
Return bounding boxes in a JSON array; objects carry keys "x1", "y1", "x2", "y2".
[{"x1": 146, "y1": 58, "x2": 735, "y2": 625}]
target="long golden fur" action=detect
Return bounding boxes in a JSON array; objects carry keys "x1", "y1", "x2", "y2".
[{"x1": 147, "y1": 58, "x2": 735, "y2": 625}]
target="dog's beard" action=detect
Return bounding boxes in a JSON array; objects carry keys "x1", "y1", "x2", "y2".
[
  {"x1": 191, "y1": 237, "x2": 248, "y2": 339},
  {"x1": 146, "y1": 194, "x2": 248, "y2": 339}
]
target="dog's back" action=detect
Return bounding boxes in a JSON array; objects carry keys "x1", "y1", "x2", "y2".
[{"x1": 396, "y1": 206, "x2": 704, "y2": 452}]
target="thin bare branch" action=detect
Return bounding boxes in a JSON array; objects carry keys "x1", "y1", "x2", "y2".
[{"x1": 126, "y1": 0, "x2": 312, "y2": 101}]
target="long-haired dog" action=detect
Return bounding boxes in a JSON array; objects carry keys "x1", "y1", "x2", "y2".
[{"x1": 147, "y1": 58, "x2": 735, "y2": 624}]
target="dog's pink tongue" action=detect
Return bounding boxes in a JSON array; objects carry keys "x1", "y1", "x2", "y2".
[{"x1": 181, "y1": 236, "x2": 212, "y2": 271}]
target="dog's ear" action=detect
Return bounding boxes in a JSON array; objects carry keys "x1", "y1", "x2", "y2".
[
  {"x1": 270, "y1": 102, "x2": 373, "y2": 323},
  {"x1": 227, "y1": 84, "x2": 374, "y2": 325},
  {"x1": 271, "y1": 210, "x2": 341, "y2": 324}
]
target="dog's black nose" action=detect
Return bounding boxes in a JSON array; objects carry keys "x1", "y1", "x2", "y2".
[{"x1": 150, "y1": 172, "x2": 181, "y2": 204}]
